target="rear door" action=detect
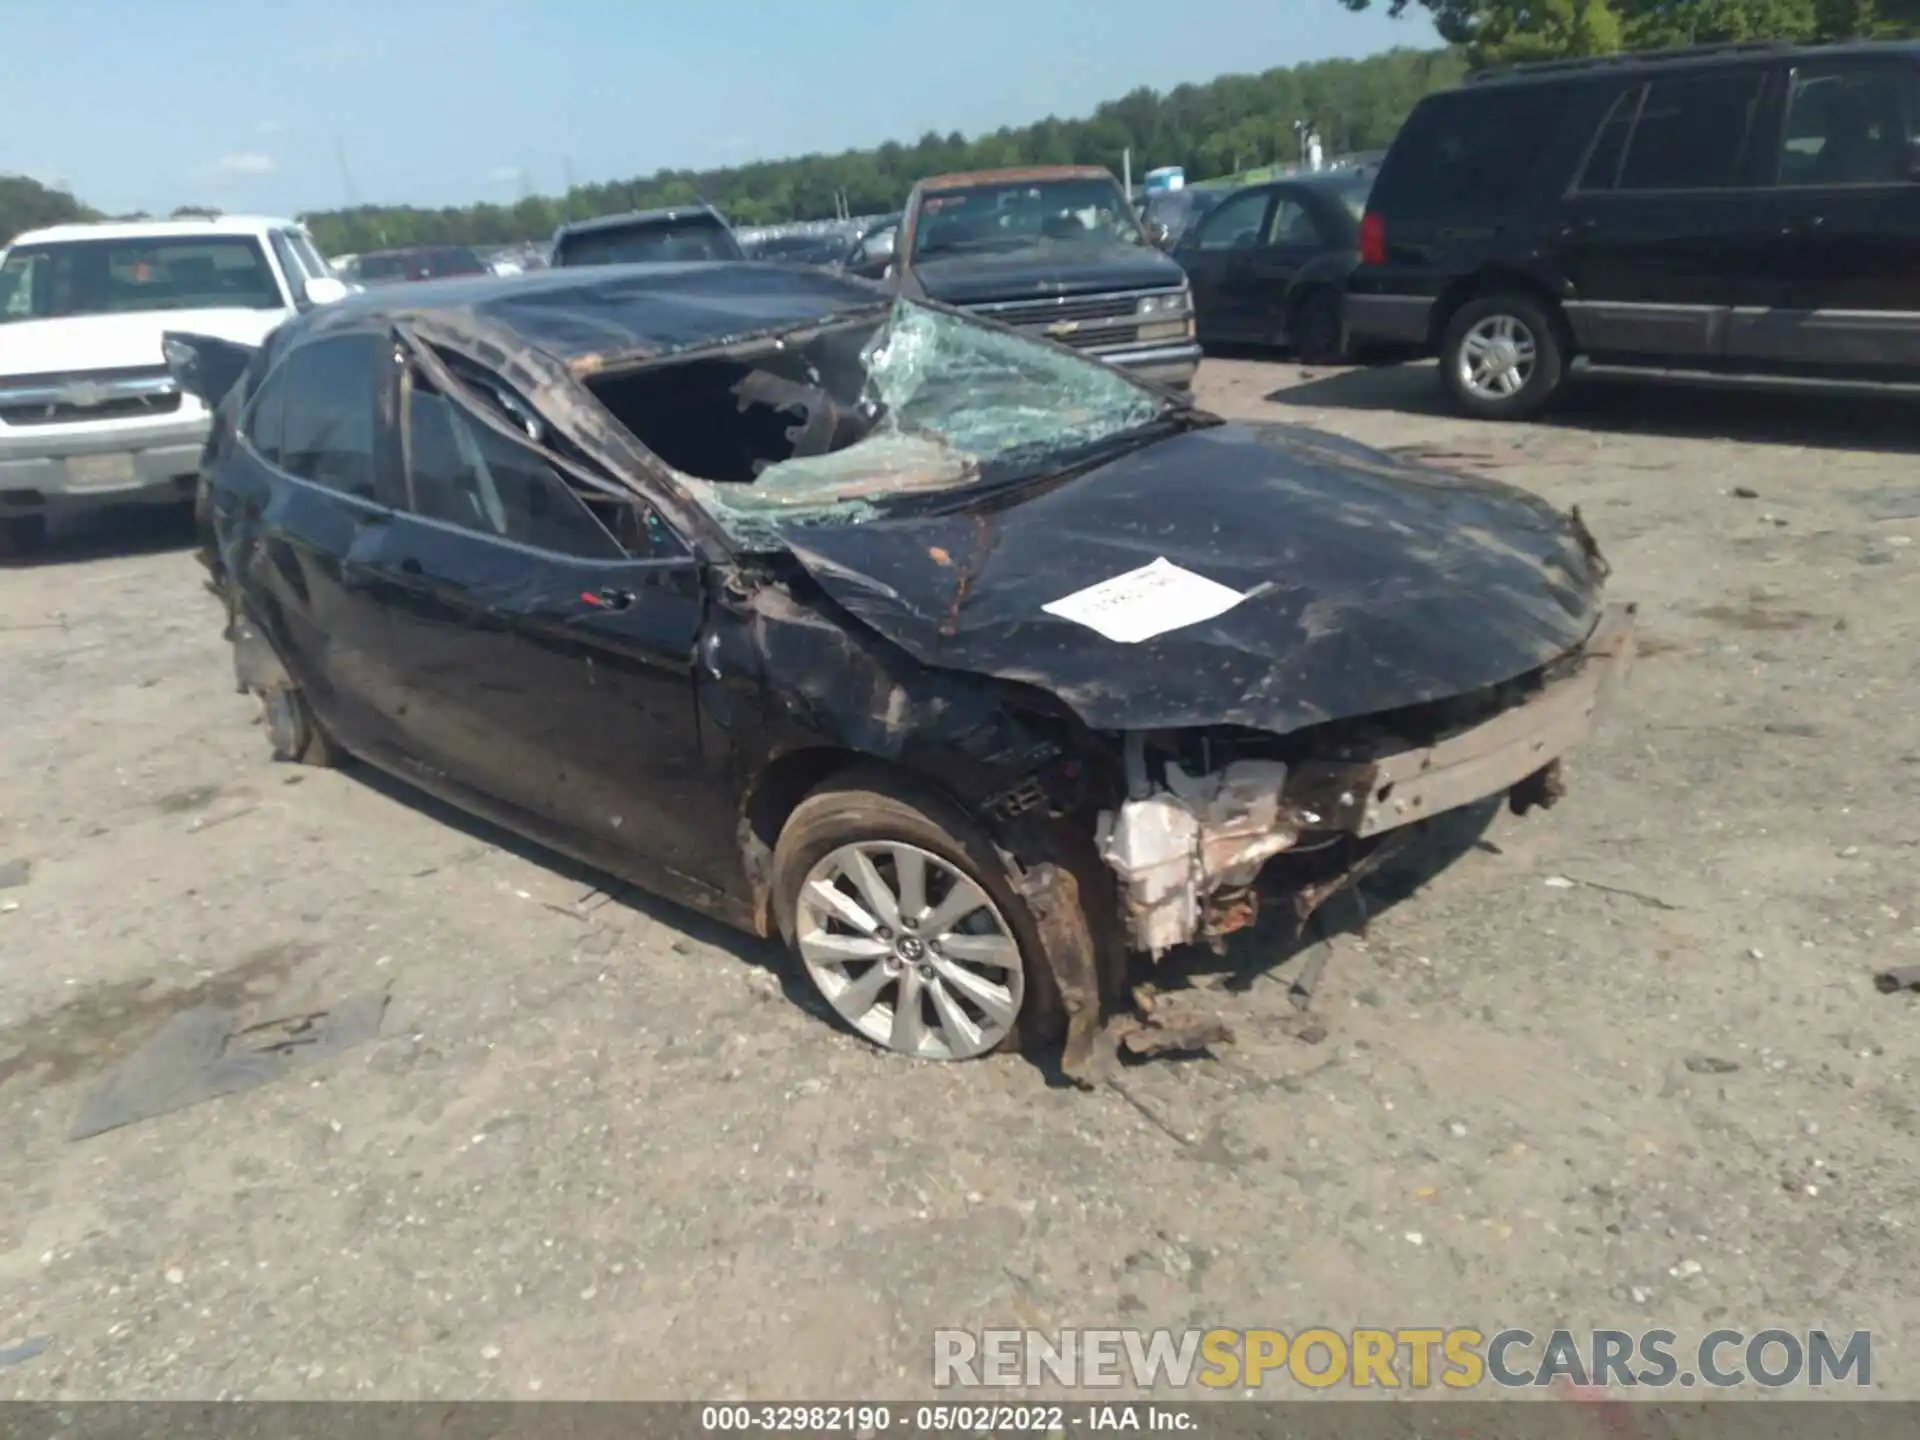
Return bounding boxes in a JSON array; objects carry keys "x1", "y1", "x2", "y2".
[
  {"x1": 226, "y1": 329, "x2": 408, "y2": 755},
  {"x1": 1244, "y1": 186, "x2": 1340, "y2": 341},
  {"x1": 368, "y1": 353, "x2": 722, "y2": 883},
  {"x1": 1556, "y1": 66, "x2": 1780, "y2": 363},
  {"x1": 1174, "y1": 186, "x2": 1276, "y2": 344},
  {"x1": 1738, "y1": 55, "x2": 1920, "y2": 372}
]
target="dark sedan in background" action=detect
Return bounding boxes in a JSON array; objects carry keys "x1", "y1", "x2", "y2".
[
  {"x1": 347, "y1": 245, "x2": 491, "y2": 285},
  {"x1": 1174, "y1": 168, "x2": 1373, "y2": 363}
]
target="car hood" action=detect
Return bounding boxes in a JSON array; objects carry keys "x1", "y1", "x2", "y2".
[
  {"x1": 780, "y1": 422, "x2": 1607, "y2": 735},
  {"x1": 0, "y1": 307, "x2": 288, "y2": 379},
  {"x1": 908, "y1": 242, "x2": 1186, "y2": 305}
]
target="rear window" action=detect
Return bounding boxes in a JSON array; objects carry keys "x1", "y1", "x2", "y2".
[
  {"x1": 1371, "y1": 86, "x2": 1566, "y2": 212},
  {"x1": 555, "y1": 216, "x2": 745, "y2": 267},
  {"x1": 0, "y1": 235, "x2": 284, "y2": 322}
]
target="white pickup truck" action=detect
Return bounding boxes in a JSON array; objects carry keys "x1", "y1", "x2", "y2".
[{"x1": 0, "y1": 216, "x2": 348, "y2": 555}]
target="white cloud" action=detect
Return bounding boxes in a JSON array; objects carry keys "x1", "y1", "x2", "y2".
[
  {"x1": 488, "y1": 165, "x2": 520, "y2": 184},
  {"x1": 204, "y1": 153, "x2": 277, "y2": 178}
]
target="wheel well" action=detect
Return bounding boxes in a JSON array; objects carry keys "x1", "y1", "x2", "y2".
[
  {"x1": 1429, "y1": 270, "x2": 1569, "y2": 352},
  {"x1": 738, "y1": 746, "x2": 873, "y2": 934}
]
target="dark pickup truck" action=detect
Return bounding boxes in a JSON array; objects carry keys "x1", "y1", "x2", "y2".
[
  {"x1": 885, "y1": 165, "x2": 1201, "y2": 391},
  {"x1": 549, "y1": 204, "x2": 746, "y2": 268}
]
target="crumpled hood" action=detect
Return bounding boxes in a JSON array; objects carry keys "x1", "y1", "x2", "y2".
[
  {"x1": 781, "y1": 422, "x2": 1607, "y2": 735},
  {"x1": 0, "y1": 307, "x2": 288, "y2": 379},
  {"x1": 908, "y1": 242, "x2": 1186, "y2": 305}
]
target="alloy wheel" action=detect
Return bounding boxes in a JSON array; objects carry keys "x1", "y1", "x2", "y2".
[
  {"x1": 795, "y1": 841, "x2": 1025, "y2": 1060},
  {"x1": 1457, "y1": 313, "x2": 1538, "y2": 401}
]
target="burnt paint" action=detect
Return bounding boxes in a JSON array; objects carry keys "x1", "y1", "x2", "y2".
[{"x1": 781, "y1": 421, "x2": 1605, "y2": 736}]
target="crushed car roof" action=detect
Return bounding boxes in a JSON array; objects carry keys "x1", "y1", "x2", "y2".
[{"x1": 307, "y1": 261, "x2": 892, "y2": 370}]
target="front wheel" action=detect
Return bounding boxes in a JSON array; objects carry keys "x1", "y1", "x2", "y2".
[
  {"x1": 772, "y1": 772, "x2": 1063, "y2": 1061},
  {"x1": 1439, "y1": 293, "x2": 1568, "y2": 421}
]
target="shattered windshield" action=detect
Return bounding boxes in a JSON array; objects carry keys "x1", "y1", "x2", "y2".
[
  {"x1": 911, "y1": 178, "x2": 1148, "y2": 258},
  {"x1": 590, "y1": 298, "x2": 1170, "y2": 546}
]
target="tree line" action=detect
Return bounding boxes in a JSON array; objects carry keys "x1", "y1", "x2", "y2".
[
  {"x1": 296, "y1": 46, "x2": 1464, "y2": 254},
  {"x1": 0, "y1": 46, "x2": 1467, "y2": 254}
]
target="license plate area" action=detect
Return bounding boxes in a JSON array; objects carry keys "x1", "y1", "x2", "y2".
[{"x1": 64, "y1": 452, "x2": 139, "y2": 490}]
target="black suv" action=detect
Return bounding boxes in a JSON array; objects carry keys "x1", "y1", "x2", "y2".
[
  {"x1": 550, "y1": 204, "x2": 746, "y2": 267},
  {"x1": 1347, "y1": 40, "x2": 1920, "y2": 420}
]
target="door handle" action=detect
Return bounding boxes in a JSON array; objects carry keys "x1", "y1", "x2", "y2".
[{"x1": 581, "y1": 587, "x2": 635, "y2": 611}]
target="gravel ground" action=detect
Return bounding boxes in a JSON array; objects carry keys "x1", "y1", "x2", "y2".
[{"x1": 3, "y1": 356, "x2": 1919, "y2": 1401}]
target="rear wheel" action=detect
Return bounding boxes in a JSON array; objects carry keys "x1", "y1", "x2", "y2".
[
  {"x1": 230, "y1": 602, "x2": 338, "y2": 767},
  {"x1": 0, "y1": 515, "x2": 48, "y2": 558},
  {"x1": 772, "y1": 772, "x2": 1063, "y2": 1060},
  {"x1": 1439, "y1": 292, "x2": 1567, "y2": 421},
  {"x1": 260, "y1": 685, "x2": 337, "y2": 766},
  {"x1": 1289, "y1": 286, "x2": 1350, "y2": 365}
]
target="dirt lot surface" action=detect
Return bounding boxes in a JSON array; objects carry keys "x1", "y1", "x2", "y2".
[{"x1": 4, "y1": 357, "x2": 1920, "y2": 1402}]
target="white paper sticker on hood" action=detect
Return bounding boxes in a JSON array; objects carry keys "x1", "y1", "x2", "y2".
[{"x1": 1041, "y1": 556, "x2": 1249, "y2": 644}]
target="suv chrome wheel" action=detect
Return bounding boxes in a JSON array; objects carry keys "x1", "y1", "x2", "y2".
[
  {"x1": 1457, "y1": 314, "x2": 1537, "y2": 400},
  {"x1": 795, "y1": 840, "x2": 1025, "y2": 1061}
]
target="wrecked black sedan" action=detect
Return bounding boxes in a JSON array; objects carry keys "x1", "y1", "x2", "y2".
[{"x1": 167, "y1": 262, "x2": 1634, "y2": 1073}]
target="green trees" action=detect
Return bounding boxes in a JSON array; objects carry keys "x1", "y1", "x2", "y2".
[
  {"x1": 1338, "y1": 0, "x2": 1919, "y2": 65},
  {"x1": 0, "y1": 175, "x2": 98, "y2": 246}
]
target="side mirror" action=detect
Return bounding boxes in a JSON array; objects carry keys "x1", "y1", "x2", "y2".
[
  {"x1": 861, "y1": 229, "x2": 897, "y2": 264},
  {"x1": 1147, "y1": 220, "x2": 1172, "y2": 248},
  {"x1": 302, "y1": 276, "x2": 350, "y2": 307}
]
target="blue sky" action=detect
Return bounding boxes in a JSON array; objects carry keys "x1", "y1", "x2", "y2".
[{"x1": 1, "y1": 0, "x2": 1436, "y2": 217}]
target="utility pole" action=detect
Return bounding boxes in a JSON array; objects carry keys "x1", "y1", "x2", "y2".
[
  {"x1": 333, "y1": 136, "x2": 359, "y2": 208},
  {"x1": 1122, "y1": 146, "x2": 1132, "y2": 200},
  {"x1": 563, "y1": 159, "x2": 576, "y2": 223}
]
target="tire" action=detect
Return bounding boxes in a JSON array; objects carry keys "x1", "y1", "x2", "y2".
[
  {"x1": 1439, "y1": 291, "x2": 1568, "y2": 422},
  {"x1": 772, "y1": 769, "x2": 1065, "y2": 1060},
  {"x1": 0, "y1": 514, "x2": 48, "y2": 558},
  {"x1": 260, "y1": 684, "x2": 338, "y2": 767},
  {"x1": 1289, "y1": 286, "x2": 1350, "y2": 365},
  {"x1": 227, "y1": 596, "x2": 338, "y2": 767}
]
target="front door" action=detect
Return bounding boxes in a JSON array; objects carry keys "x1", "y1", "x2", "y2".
[
  {"x1": 1175, "y1": 186, "x2": 1276, "y2": 345},
  {"x1": 365, "y1": 360, "x2": 722, "y2": 884},
  {"x1": 1556, "y1": 67, "x2": 1782, "y2": 364}
]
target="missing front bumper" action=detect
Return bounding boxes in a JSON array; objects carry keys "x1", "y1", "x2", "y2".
[{"x1": 1097, "y1": 603, "x2": 1637, "y2": 955}]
